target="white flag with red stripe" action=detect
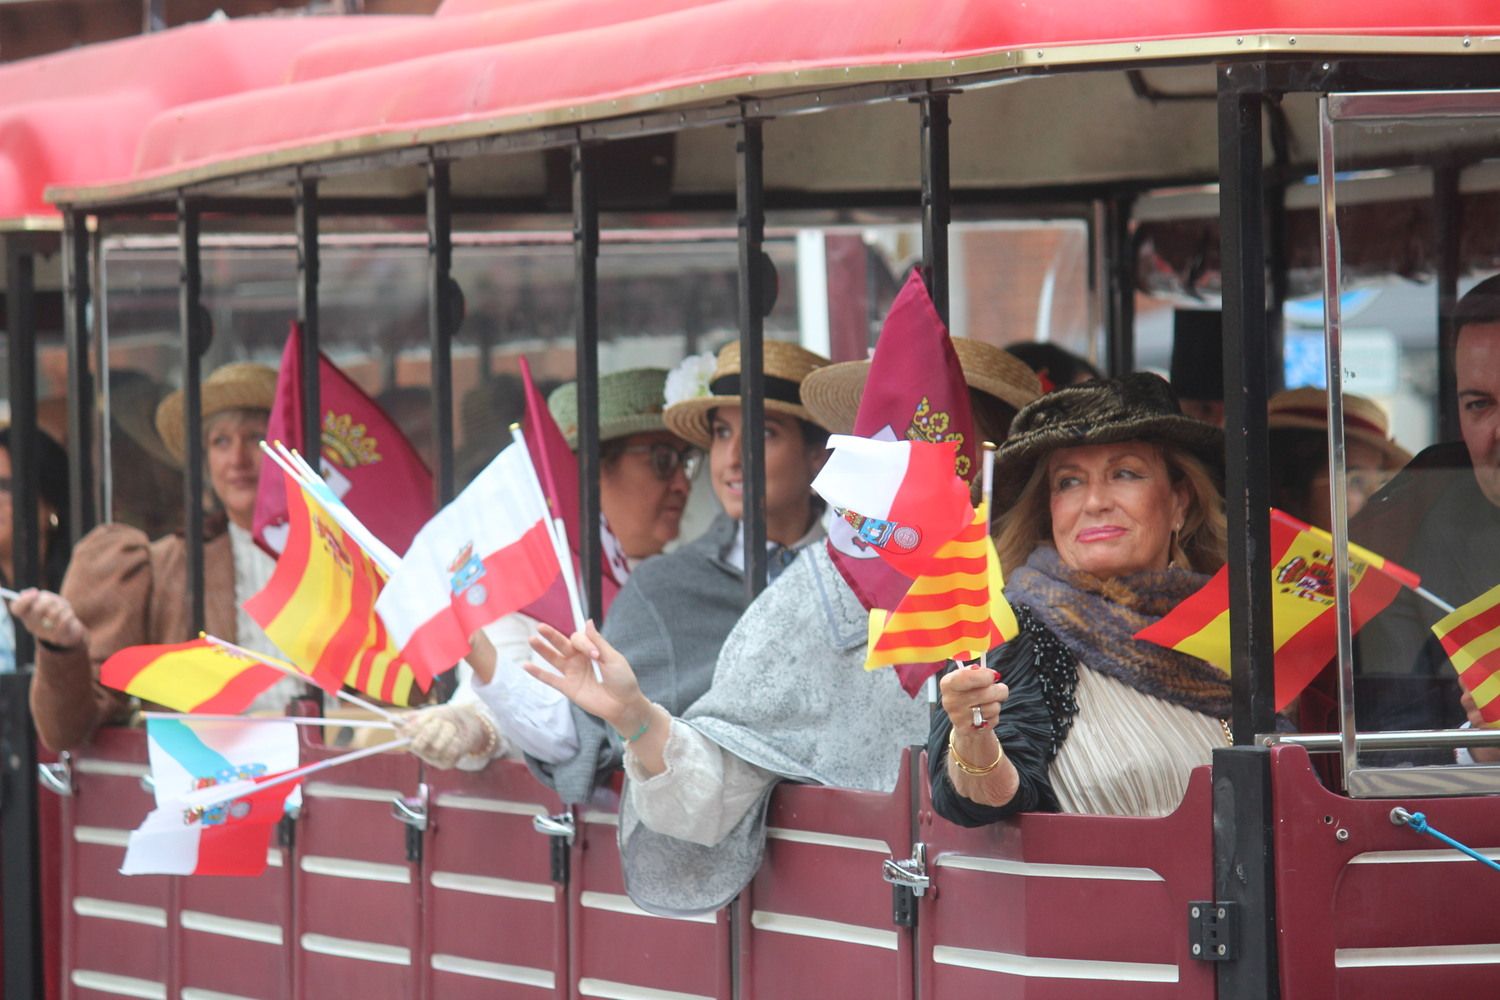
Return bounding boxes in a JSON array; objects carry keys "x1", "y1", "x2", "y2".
[{"x1": 376, "y1": 439, "x2": 569, "y2": 678}]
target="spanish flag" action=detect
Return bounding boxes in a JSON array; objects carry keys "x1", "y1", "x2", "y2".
[
  {"x1": 100, "y1": 639, "x2": 286, "y2": 714},
  {"x1": 243, "y1": 467, "x2": 425, "y2": 706},
  {"x1": 1432, "y1": 584, "x2": 1500, "y2": 726},
  {"x1": 1135, "y1": 509, "x2": 1419, "y2": 710},
  {"x1": 865, "y1": 503, "x2": 1018, "y2": 670}
]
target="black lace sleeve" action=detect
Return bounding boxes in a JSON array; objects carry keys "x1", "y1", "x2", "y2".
[{"x1": 927, "y1": 616, "x2": 1067, "y2": 826}]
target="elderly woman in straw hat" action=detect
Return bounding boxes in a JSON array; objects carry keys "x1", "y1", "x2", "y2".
[
  {"x1": 523, "y1": 340, "x2": 834, "y2": 805},
  {"x1": 395, "y1": 367, "x2": 702, "y2": 771},
  {"x1": 931, "y1": 372, "x2": 1230, "y2": 824},
  {"x1": 1266, "y1": 386, "x2": 1410, "y2": 531},
  {"x1": 525, "y1": 340, "x2": 1042, "y2": 915},
  {"x1": 28, "y1": 362, "x2": 291, "y2": 752}
]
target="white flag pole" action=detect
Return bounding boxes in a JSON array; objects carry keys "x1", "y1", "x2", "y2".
[
  {"x1": 276, "y1": 442, "x2": 401, "y2": 572},
  {"x1": 163, "y1": 737, "x2": 413, "y2": 816},
  {"x1": 201, "y1": 633, "x2": 400, "y2": 723},
  {"x1": 141, "y1": 711, "x2": 395, "y2": 730}
]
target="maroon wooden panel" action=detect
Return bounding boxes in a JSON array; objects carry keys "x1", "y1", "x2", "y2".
[
  {"x1": 568, "y1": 785, "x2": 732, "y2": 1000},
  {"x1": 1271, "y1": 745, "x2": 1500, "y2": 1000},
  {"x1": 421, "y1": 760, "x2": 566, "y2": 998},
  {"x1": 38, "y1": 743, "x2": 64, "y2": 1000},
  {"x1": 173, "y1": 852, "x2": 293, "y2": 999},
  {"x1": 917, "y1": 754, "x2": 1216, "y2": 1000},
  {"x1": 739, "y1": 753, "x2": 915, "y2": 1000},
  {"x1": 291, "y1": 737, "x2": 423, "y2": 998}
]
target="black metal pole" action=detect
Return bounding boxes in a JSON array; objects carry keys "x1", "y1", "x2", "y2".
[
  {"x1": 63, "y1": 211, "x2": 97, "y2": 542},
  {"x1": 296, "y1": 177, "x2": 321, "y2": 475},
  {"x1": 736, "y1": 119, "x2": 768, "y2": 600},
  {"x1": 5, "y1": 239, "x2": 39, "y2": 666},
  {"x1": 573, "y1": 143, "x2": 603, "y2": 621},
  {"x1": 1265, "y1": 181, "x2": 1289, "y2": 395},
  {"x1": 1214, "y1": 67, "x2": 1280, "y2": 1000},
  {"x1": 1435, "y1": 163, "x2": 1461, "y2": 443},
  {"x1": 1103, "y1": 195, "x2": 1137, "y2": 376},
  {"x1": 178, "y1": 195, "x2": 206, "y2": 634},
  {"x1": 920, "y1": 94, "x2": 951, "y2": 324},
  {"x1": 0, "y1": 672, "x2": 41, "y2": 1000},
  {"x1": 426, "y1": 159, "x2": 457, "y2": 504}
]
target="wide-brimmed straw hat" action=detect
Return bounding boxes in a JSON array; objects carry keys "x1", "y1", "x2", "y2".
[
  {"x1": 994, "y1": 371, "x2": 1223, "y2": 509},
  {"x1": 663, "y1": 340, "x2": 831, "y2": 448},
  {"x1": 155, "y1": 362, "x2": 278, "y2": 467},
  {"x1": 548, "y1": 367, "x2": 671, "y2": 449},
  {"x1": 1267, "y1": 386, "x2": 1411, "y2": 469},
  {"x1": 800, "y1": 338, "x2": 1042, "y2": 435}
]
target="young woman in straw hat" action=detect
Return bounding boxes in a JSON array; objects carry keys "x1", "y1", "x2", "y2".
[
  {"x1": 395, "y1": 367, "x2": 704, "y2": 772},
  {"x1": 524, "y1": 340, "x2": 834, "y2": 805},
  {"x1": 28, "y1": 362, "x2": 291, "y2": 752},
  {"x1": 524, "y1": 340, "x2": 1044, "y2": 915}
]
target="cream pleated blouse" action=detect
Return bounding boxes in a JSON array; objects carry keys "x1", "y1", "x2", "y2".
[{"x1": 1048, "y1": 663, "x2": 1227, "y2": 818}]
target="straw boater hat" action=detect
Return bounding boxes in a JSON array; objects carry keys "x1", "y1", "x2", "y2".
[
  {"x1": 663, "y1": 340, "x2": 831, "y2": 449},
  {"x1": 994, "y1": 371, "x2": 1223, "y2": 509},
  {"x1": 799, "y1": 338, "x2": 1043, "y2": 435},
  {"x1": 548, "y1": 368, "x2": 671, "y2": 450},
  {"x1": 1267, "y1": 386, "x2": 1411, "y2": 469},
  {"x1": 154, "y1": 362, "x2": 278, "y2": 467}
]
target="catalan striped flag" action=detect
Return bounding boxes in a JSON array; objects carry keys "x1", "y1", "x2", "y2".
[
  {"x1": 865, "y1": 503, "x2": 1017, "y2": 670},
  {"x1": 100, "y1": 639, "x2": 286, "y2": 714},
  {"x1": 243, "y1": 467, "x2": 426, "y2": 706},
  {"x1": 1432, "y1": 584, "x2": 1500, "y2": 727},
  {"x1": 1135, "y1": 509, "x2": 1420, "y2": 710}
]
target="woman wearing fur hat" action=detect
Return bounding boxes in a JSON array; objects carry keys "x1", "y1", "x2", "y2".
[
  {"x1": 527, "y1": 340, "x2": 835, "y2": 806},
  {"x1": 932, "y1": 372, "x2": 1229, "y2": 823},
  {"x1": 395, "y1": 367, "x2": 701, "y2": 771},
  {"x1": 29, "y1": 362, "x2": 291, "y2": 752}
]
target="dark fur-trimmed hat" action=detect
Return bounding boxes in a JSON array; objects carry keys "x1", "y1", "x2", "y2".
[{"x1": 994, "y1": 372, "x2": 1223, "y2": 508}]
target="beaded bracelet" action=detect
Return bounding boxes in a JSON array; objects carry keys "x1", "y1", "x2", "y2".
[{"x1": 948, "y1": 727, "x2": 1004, "y2": 776}]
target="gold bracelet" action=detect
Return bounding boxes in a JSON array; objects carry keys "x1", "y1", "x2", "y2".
[{"x1": 948, "y1": 726, "x2": 1004, "y2": 776}]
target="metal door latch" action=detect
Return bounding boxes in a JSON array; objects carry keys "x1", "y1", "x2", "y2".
[
  {"x1": 36, "y1": 753, "x2": 73, "y2": 797},
  {"x1": 882, "y1": 842, "x2": 929, "y2": 896},
  {"x1": 533, "y1": 812, "x2": 575, "y2": 884},
  {"x1": 391, "y1": 783, "x2": 429, "y2": 864}
]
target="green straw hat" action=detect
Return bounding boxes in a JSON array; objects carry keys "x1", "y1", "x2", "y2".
[{"x1": 548, "y1": 367, "x2": 672, "y2": 450}]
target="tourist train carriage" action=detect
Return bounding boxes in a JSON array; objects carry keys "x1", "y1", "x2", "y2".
[{"x1": 4, "y1": 1, "x2": 1500, "y2": 996}]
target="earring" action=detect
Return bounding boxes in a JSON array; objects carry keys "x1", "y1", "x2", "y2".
[{"x1": 48, "y1": 512, "x2": 59, "y2": 528}]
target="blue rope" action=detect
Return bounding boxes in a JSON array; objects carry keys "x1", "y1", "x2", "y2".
[{"x1": 1397, "y1": 810, "x2": 1500, "y2": 874}]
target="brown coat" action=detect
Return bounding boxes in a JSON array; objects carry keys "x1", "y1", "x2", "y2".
[{"x1": 30, "y1": 523, "x2": 238, "y2": 752}]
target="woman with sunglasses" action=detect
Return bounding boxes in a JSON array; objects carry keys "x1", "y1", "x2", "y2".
[{"x1": 397, "y1": 367, "x2": 700, "y2": 770}]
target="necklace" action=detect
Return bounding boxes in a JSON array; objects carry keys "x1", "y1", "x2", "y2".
[{"x1": 1219, "y1": 718, "x2": 1234, "y2": 746}]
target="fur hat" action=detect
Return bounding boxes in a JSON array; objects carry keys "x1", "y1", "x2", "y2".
[
  {"x1": 1267, "y1": 386, "x2": 1411, "y2": 469},
  {"x1": 155, "y1": 362, "x2": 278, "y2": 467},
  {"x1": 548, "y1": 368, "x2": 672, "y2": 450},
  {"x1": 663, "y1": 340, "x2": 830, "y2": 449},
  {"x1": 799, "y1": 338, "x2": 1042, "y2": 435},
  {"x1": 994, "y1": 371, "x2": 1223, "y2": 508}
]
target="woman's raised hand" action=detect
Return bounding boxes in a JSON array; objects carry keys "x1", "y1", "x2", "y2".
[
  {"x1": 524, "y1": 620, "x2": 646, "y2": 731},
  {"x1": 10, "y1": 588, "x2": 85, "y2": 651},
  {"x1": 939, "y1": 664, "x2": 1009, "y2": 733}
]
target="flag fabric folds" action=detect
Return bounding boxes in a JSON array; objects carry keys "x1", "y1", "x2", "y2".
[
  {"x1": 866, "y1": 502, "x2": 1018, "y2": 671},
  {"x1": 813, "y1": 434, "x2": 973, "y2": 578},
  {"x1": 253, "y1": 321, "x2": 434, "y2": 557},
  {"x1": 100, "y1": 639, "x2": 286, "y2": 714},
  {"x1": 1134, "y1": 509, "x2": 1420, "y2": 710},
  {"x1": 244, "y1": 467, "x2": 425, "y2": 706},
  {"x1": 376, "y1": 438, "x2": 567, "y2": 680},
  {"x1": 122, "y1": 773, "x2": 300, "y2": 877},
  {"x1": 1433, "y1": 584, "x2": 1500, "y2": 726}
]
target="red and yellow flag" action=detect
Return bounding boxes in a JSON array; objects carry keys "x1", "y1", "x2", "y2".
[
  {"x1": 865, "y1": 503, "x2": 1017, "y2": 670},
  {"x1": 243, "y1": 468, "x2": 426, "y2": 706},
  {"x1": 100, "y1": 639, "x2": 286, "y2": 714},
  {"x1": 1135, "y1": 509, "x2": 1420, "y2": 710},
  {"x1": 1433, "y1": 584, "x2": 1500, "y2": 727}
]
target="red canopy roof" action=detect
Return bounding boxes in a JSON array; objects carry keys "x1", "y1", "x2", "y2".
[{"x1": 43, "y1": 0, "x2": 1500, "y2": 205}]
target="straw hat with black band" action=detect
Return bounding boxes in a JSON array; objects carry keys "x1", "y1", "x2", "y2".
[
  {"x1": 1266, "y1": 387, "x2": 1411, "y2": 470},
  {"x1": 800, "y1": 338, "x2": 1043, "y2": 436},
  {"x1": 155, "y1": 362, "x2": 279, "y2": 467},
  {"x1": 663, "y1": 340, "x2": 831, "y2": 449},
  {"x1": 548, "y1": 368, "x2": 672, "y2": 450}
]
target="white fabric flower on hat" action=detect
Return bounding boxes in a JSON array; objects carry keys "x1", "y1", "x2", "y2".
[{"x1": 663, "y1": 350, "x2": 718, "y2": 409}]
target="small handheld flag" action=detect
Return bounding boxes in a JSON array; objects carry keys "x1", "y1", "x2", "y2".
[
  {"x1": 100, "y1": 639, "x2": 286, "y2": 715},
  {"x1": 1432, "y1": 583, "x2": 1500, "y2": 727}
]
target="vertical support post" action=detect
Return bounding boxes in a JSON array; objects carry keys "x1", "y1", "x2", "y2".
[
  {"x1": 573, "y1": 143, "x2": 603, "y2": 620},
  {"x1": 920, "y1": 94, "x2": 951, "y2": 324},
  {"x1": 1434, "y1": 163, "x2": 1462, "y2": 443},
  {"x1": 0, "y1": 673, "x2": 40, "y2": 1000},
  {"x1": 5, "y1": 239, "x2": 39, "y2": 665},
  {"x1": 736, "y1": 119, "x2": 768, "y2": 600},
  {"x1": 1214, "y1": 67, "x2": 1279, "y2": 1000},
  {"x1": 295, "y1": 177, "x2": 321, "y2": 475},
  {"x1": 1265, "y1": 180, "x2": 1290, "y2": 394},
  {"x1": 1103, "y1": 195, "x2": 1137, "y2": 376},
  {"x1": 63, "y1": 211, "x2": 97, "y2": 541},
  {"x1": 93, "y1": 223, "x2": 112, "y2": 525},
  {"x1": 426, "y1": 159, "x2": 457, "y2": 504},
  {"x1": 178, "y1": 196, "x2": 206, "y2": 634}
]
